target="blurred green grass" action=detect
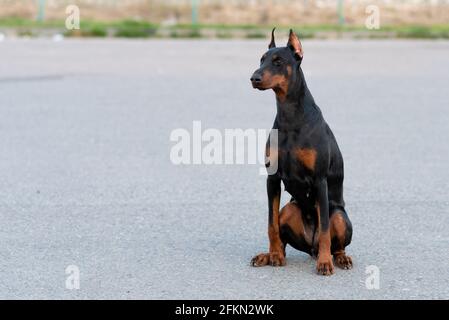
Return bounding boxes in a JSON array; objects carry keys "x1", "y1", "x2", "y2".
[{"x1": 1, "y1": 18, "x2": 449, "y2": 39}]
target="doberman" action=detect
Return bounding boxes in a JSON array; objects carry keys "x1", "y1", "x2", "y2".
[{"x1": 250, "y1": 29, "x2": 353, "y2": 275}]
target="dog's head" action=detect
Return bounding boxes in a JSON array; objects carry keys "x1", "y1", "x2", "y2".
[{"x1": 250, "y1": 29, "x2": 303, "y2": 95}]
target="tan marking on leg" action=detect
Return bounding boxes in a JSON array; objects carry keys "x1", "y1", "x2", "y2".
[
  {"x1": 280, "y1": 202, "x2": 315, "y2": 247},
  {"x1": 268, "y1": 194, "x2": 282, "y2": 252},
  {"x1": 315, "y1": 202, "x2": 334, "y2": 275},
  {"x1": 317, "y1": 231, "x2": 334, "y2": 275},
  {"x1": 267, "y1": 194, "x2": 285, "y2": 266},
  {"x1": 330, "y1": 213, "x2": 346, "y2": 247},
  {"x1": 330, "y1": 212, "x2": 353, "y2": 270}
]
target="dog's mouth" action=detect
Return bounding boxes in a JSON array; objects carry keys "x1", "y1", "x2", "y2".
[{"x1": 251, "y1": 81, "x2": 269, "y2": 90}]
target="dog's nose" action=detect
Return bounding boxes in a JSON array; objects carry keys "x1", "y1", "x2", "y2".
[{"x1": 250, "y1": 74, "x2": 262, "y2": 83}]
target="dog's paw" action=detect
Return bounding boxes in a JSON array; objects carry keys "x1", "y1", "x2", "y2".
[
  {"x1": 334, "y1": 254, "x2": 353, "y2": 270},
  {"x1": 268, "y1": 252, "x2": 286, "y2": 267},
  {"x1": 316, "y1": 254, "x2": 334, "y2": 276},
  {"x1": 251, "y1": 253, "x2": 270, "y2": 267},
  {"x1": 251, "y1": 252, "x2": 285, "y2": 267}
]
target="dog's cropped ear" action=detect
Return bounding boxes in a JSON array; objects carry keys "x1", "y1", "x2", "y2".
[
  {"x1": 287, "y1": 29, "x2": 303, "y2": 61},
  {"x1": 268, "y1": 27, "x2": 276, "y2": 49}
]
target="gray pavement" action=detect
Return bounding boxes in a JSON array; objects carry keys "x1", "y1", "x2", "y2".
[{"x1": 0, "y1": 38, "x2": 448, "y2": 299}]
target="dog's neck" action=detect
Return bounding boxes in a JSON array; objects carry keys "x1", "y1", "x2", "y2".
[{"x1": 274, "y1": 67, "x2": 321, "y2": 130}]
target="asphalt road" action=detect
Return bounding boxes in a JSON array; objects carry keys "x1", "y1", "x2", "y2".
[{"x1": 0, "y1": 38, "x2": 448, "y2": 299}]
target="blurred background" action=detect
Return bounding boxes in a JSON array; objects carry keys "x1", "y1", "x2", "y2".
[{"x1": 0, "y1": 0, "x2": 448, "y2": 39}]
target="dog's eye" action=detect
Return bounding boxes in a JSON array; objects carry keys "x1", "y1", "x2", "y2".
[{"x1": 273, "y1": 58, "x2": 282, "y2": 66}]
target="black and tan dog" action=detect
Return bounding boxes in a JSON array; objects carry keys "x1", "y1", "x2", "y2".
[{"x1": 250, "y1": 29, "x2": 353, "y2": 275}]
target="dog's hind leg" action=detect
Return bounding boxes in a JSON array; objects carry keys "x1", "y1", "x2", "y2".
[
  {"x1": 251, "y1": 201, "x2": 314, "y2": 267},
  {"x1": 279, "y1": 201, "x2": 314, "y2": 255},
  {"x1": 330, "y1": 209, "x2": 353, "y2": 270}
]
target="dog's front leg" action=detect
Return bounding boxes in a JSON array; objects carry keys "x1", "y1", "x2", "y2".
[
  {"x1": 315, "y1": 178, "x2": 334, "y2": 275},
  {"x1": 266, "y1": 175, "x2": 285, "y2": 266},
  {"x1": 251, "y1": 176, "x2": 285, "y2": 267}
]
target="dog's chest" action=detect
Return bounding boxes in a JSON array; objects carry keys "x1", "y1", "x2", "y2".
[
  {"x1": 276, "y1": 147, "x2": 315, "y2": 205},
  {"x1": 275, "y1": 131, "x2": 316, "y2": 175},
  {"x1": 277, "y1": 150, "x2": 314, "y2": 188},
  {"x1": 268, "y1": 131, "x2": 316, "y2": 194}
]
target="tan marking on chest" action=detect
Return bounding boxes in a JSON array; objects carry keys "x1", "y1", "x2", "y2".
[{"x1": 295, "y1": 148, "x2": 317, "y2": 171}]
